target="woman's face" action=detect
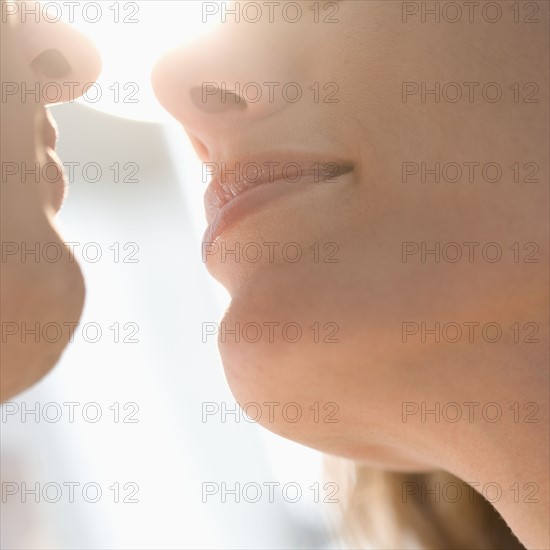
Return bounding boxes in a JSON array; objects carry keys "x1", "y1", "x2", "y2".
[
  {"x1": 153, "y1": 1, "x2": 548, "y2": 465},
  {"x1": 1, "y1": 0, "x2": 101, "y2": 400}
]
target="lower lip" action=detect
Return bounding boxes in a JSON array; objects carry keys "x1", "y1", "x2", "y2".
[
  {"x1": 45, "y1": 147, "x2": 67, "y2": 213},
  {"x1": 203, "y1": 171, "x2": 354, "y2": 243}
]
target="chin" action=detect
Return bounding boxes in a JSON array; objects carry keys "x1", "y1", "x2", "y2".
[
  {"x1": 0, "y1": 231, "x2": 85, "y2": 402},
  {"x1": 216, "y1": 269, "x2": 360, "y2": 451}
]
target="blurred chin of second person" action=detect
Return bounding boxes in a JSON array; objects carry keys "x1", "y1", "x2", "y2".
[{"x1": 1, "y1": 0, "x2": 102, "y2": 401}]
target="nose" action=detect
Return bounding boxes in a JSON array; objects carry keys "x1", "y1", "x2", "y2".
[
  {"x1": 152, "y1": 20, "x2": 302, "y2": 160},
  {"x1": 18, "y1": 11, "x2": 102, "y2": 103}
]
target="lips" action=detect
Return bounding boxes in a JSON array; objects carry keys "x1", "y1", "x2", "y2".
[
  {"x1": 43, "y1": 109, "x2": 58, "y2": 150},
  {"x1": 203, "y1": 154, "x2": 354, "y2": 242},
  {"x1": 41, "y1": 109, "x2": 66, "y2": 213}
]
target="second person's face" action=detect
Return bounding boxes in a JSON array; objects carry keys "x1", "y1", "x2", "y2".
[{"x1": 1, "y1": 0, "x2": 102, "y2": 400}]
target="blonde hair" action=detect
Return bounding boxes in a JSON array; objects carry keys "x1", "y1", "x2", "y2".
[{"x1": 327, "y1": 460, "x2": 525, "y2": 549}]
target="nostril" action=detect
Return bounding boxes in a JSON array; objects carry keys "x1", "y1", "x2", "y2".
[
  {"x1": 190, "y1": 86, "x2": 247, "y2": 114},
  {"x1": 31, "y1": 49, "x2": 72, "y2": 79}
]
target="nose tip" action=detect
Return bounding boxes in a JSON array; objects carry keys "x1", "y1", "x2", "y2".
[
  {"x1": 152, "y1": 44, "x2": 290, "y2": 162},
  {"x1": 21, "y1": 18, "x2": 102, "y2": 103}
]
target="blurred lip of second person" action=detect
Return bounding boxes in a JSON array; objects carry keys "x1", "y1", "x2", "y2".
[
  {"x1": 40, "y1": 108, "x2": 66, "y2": 213},
  {"x1": 11, "y1": 5, "x2": 103, "y2": 212}
]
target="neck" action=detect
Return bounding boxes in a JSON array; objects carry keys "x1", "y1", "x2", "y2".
[{"x1": 410, "y1": 334, "x2": 550, "y2": 549}]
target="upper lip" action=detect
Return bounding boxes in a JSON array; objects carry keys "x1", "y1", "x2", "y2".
[
  {"x1": 41, "y1": 109, "x2": 66, "y2": 213},
  {"x1": 203, "y1": 152, "x2": 354, "y2": 223},
  {"x1": 43, "y1": 109, "x2": 58, "y2": 150}
]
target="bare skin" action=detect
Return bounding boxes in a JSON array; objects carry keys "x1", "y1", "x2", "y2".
[
  {"x1": 0, "y1": 0, "x2": 101, "y2": 401},
  {"x1": 153, "y1": 1, "x2": 549, "y2": 547}
]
